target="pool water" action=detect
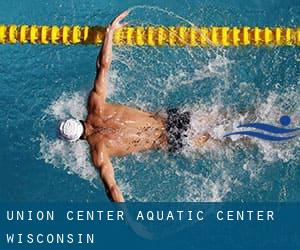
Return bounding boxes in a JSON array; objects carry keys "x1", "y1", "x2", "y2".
[{"x1": 0, "y1": 0, "x2": 299, "y2": 202}]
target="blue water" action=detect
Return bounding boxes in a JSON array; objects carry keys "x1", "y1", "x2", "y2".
[{"x1": 0, "y1": 0, "x2": 299, "y2": 202}]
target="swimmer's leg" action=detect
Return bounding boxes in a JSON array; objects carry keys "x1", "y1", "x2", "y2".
[
  {"x1": 192, "y1": 132, "x2": 211, "y2": 147},
  {"x1": 189, "y1": 107, "x2": 260, "y2": 149},
  {"x1": 189, "y1": 114, "x2": 217, "y2": 147},
  {"x1": 192, "y1": 133, "x2": 254, "y2": 148}
]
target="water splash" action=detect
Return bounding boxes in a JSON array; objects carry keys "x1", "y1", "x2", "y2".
[
  {"x1": 39, "y1": 89, "x2": 300, "y2": 202},
  {"x1": 39, "y1": 134, "x2": 98, "y2": 185},
  {"x1": 37, "y1": 6, "x2": 299, "y2": 202}
]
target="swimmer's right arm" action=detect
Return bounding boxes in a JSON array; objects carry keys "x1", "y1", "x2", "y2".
[
  {"x1": 92, "y1": 143, "x2": 125, "y2": 202},
  {"x1": 93, "y1": 11, "x2": 129, "y2": 100}
]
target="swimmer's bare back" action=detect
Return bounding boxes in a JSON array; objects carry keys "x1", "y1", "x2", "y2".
[
  {"x1": 86, "y1": 102, "x2": 168, "y2": 156},
  {"x1": 81, "y1": 11, "x2": 168, "y2": 202}
]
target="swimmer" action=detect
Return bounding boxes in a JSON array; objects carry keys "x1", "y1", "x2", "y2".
[{"x1": 58, "y1": 11, "x2": 211, "y2": 202}]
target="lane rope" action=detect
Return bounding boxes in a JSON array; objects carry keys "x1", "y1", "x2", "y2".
[{"x1": 0, "y1": 25, "x2": 299, "y2": 46}]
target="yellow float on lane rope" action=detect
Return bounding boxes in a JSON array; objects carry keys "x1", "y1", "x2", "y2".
[{"x1": 0, "y1": 24, "x2": 299, "y2": 46}]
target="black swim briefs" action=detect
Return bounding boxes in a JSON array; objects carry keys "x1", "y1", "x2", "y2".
[{"x1": 166, "y1": 108, "x2": 191, "y2": 153}]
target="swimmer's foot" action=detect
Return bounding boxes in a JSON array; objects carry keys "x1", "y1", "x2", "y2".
[{"x1": 193, "y1": 133, "x2": 210, "y2": 147}]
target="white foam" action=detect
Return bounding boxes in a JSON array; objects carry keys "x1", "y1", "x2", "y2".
[
  {"x1": 45, "y1": 92, "x2": 87, "y2": 120},
  {"x1": 38, "y1": 72, "x2": 300, "y2": 203},
  {"x1": 180, "y1": 89, "x2": 300, "y2": 163},
  {"x1": 39, "y1": 92, "x2": 98, "y2": 185},
  {"x1": 39, "y1": 134, "x2": 97, "y2": 183},
  {"x1": 253, "y1": 90, "x2": 300, "y2": 162},
  {"x1": 37, "y1": 7, "x2": 299, "y2": 202}
]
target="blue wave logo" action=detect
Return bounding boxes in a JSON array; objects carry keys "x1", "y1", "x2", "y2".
[{"x1": 224, "y1": 116, "x2": 300, "y2": 141}]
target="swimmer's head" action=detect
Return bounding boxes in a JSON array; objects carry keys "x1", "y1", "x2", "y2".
[{"x1": 57, "y1": 118, "x2": 84, "y2": 142}]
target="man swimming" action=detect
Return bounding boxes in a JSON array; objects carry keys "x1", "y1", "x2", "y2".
[{"x1": 58, "y1": 11, "x2": 210, "y2": 202}]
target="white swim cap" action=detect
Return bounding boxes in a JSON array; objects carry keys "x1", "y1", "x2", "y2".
[{"x1": 58, "y1": 118, "x2": 84, "y2": 142}]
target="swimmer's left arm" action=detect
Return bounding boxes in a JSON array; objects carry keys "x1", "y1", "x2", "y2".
[{"x1": 93, "y1": 11, "x2": 129, "y2": 100}]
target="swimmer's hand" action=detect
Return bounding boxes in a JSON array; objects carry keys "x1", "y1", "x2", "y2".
[{"x1": 107, "y1": 10, "x2": 129, "y2": 33}]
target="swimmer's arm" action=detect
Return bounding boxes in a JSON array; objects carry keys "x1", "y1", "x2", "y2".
[
  {"x1": 93, "y1": 29, "x2": 112, "y2": 99},
  {"x1": 92, "y1": 144, "x2": 125, "y2": 202},
  {"x1": 94, "y1": 11, "x2": 129, "y2": 99}
]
